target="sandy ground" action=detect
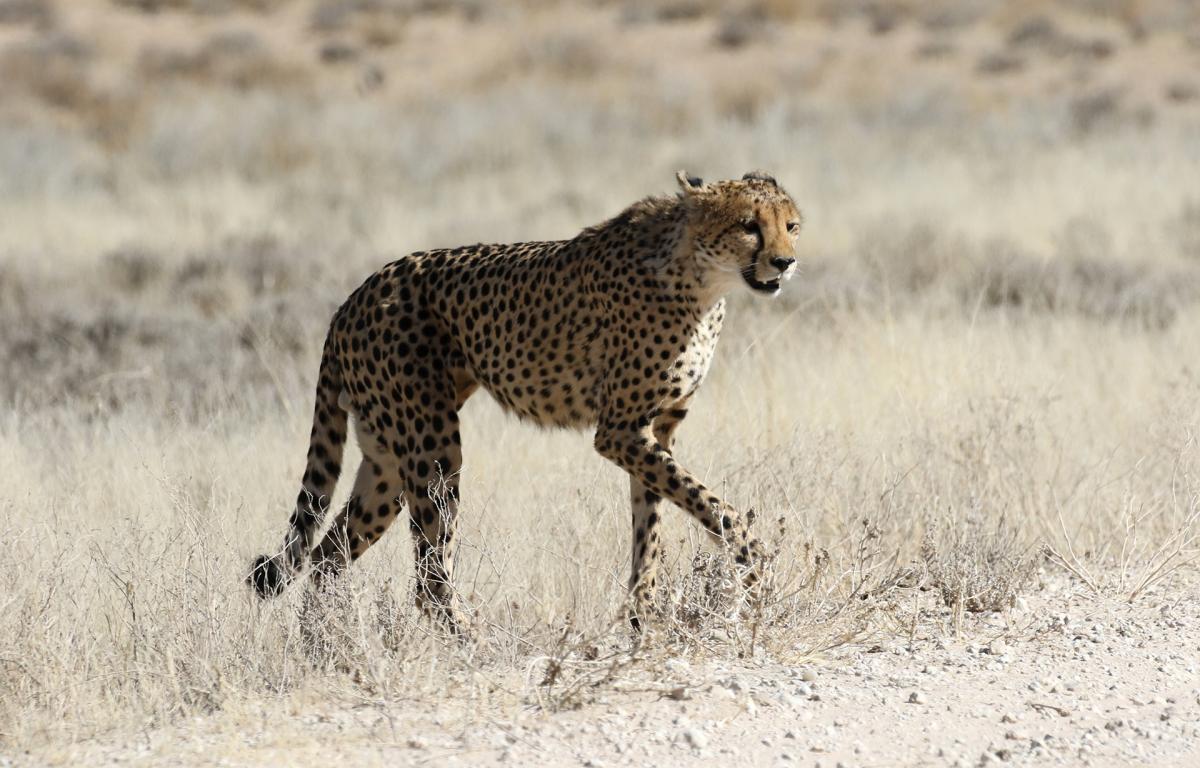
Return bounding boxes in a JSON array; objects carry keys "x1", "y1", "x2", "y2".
[{"x1": 12, "y1": 571, "x2": 1198, "y2": 768}]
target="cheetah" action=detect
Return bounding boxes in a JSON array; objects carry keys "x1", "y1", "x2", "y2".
[{"x1": 249, "y1": 170, "x2": 803, "y2": 632}]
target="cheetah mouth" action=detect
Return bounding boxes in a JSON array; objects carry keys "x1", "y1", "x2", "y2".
[{"x1": 741, "y1": 267, "x2": 782, "y2": 295}]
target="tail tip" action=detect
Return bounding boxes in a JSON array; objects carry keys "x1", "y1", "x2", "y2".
[{"x1": 248, "y1": 554, "x2": 288, "y2": 598}]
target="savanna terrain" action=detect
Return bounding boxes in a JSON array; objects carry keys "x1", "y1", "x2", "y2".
[{"x1": 2, "y1": 0, "x2": 1200, "y2": 765}]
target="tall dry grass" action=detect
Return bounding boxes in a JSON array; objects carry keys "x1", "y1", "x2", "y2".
[{"x1": 4, "y1": 252, "x2": 1199, "y2": 746}]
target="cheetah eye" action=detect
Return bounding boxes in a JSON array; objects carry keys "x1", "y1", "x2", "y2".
[
  {"x1": 786, "y1": 221, "x2": 800, "y2": 233},
  {"x1": 740, "y1": 219, "x2": 759, "y2": 235}
]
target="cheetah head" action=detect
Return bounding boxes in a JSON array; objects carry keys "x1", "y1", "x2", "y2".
[{"x1": 676, "y1": 170, "x2": 803, "y2": 297}]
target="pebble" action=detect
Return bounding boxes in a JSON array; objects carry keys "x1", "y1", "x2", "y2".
[
  {"x1": 682, "y1": 728, "x2": 708, "y2": 750},
  {"x1": 908, "y1": 691, "x2": 927, "y2": 704},
  {"x1": 665, "y1": 658, "x2": 691, "y2": 675},
  {"x1": 801, "y1": 669, "x2": 818, "y2": 682},
  {"x1": 712, "y1": 685, "x2": 737, "y2": 701}
]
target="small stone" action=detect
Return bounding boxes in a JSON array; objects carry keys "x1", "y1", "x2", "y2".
[
  {"x1": 406, "y1": 737, "x2": 428, "y2": 749},
  {"x1": 1000, "y1": 713, "x2": 1017, "y2": 724},
  {"x1": 800, "y1": 669, "x2": 818, "y2": 682},
  {"x1": 908, "y1": 691, "x2": 927, "y2": 704},
  {"x1": 712, "y1": 684, "x2": 736, "y2": 701},
  {"x1": 665, "y1": 658, "x2": 691, "y2": 675},
  {"x1": 668, "y1": 686, "x2": 690, "y2": 701},
  {"x1": 683, "y1": 728, "x2": 708, "y2": 750}
]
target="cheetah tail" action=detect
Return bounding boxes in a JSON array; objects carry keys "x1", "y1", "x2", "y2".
[{"x1": 249, "y1": 332, "x2": 348, "y2": 597}]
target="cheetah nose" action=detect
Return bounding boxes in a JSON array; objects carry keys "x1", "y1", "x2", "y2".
[{"x1": 769, "y1": 256, "x2": 795, "y2": 271}]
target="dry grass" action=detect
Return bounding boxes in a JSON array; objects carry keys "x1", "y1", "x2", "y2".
[{"x1": 1, "y1": 0, "x2": 1199, "y2": 756}]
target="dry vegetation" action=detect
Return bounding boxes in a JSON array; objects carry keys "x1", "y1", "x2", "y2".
[{"x1": 1, "y1": 0, "x2": 1199, "y2": 761}]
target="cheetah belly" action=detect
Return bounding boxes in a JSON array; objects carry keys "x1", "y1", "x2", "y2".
[{"x1": 452, "y1": 303, "x2": 604, "y2": 430}]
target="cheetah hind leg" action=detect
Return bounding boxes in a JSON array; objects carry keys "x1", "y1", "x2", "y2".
[
  {"x1": 627, "y1": 480, "x2": 667, "y2": 633},
  {"x1": 395, "y1": 383, "x2": 470, "y2": 639}
]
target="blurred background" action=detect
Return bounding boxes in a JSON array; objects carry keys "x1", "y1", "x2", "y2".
[{"x1": 1, "y1": 0, "x2": 1198, "y2": 414}]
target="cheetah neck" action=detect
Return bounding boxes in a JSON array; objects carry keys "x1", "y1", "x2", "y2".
[
  {"x1": 666, "y1": 227, "x2": 740, "y2": 311},
  {"x1": 582, "y1": 194, "x2": 727, "y2": 313}
]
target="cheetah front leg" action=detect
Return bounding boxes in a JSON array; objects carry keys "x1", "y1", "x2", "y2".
[
  {"x1": 595, "y1": 409, "x2": 765, "y2": 627},
  {"x1": 627, "y1": 399, "x2": 693, "y2": 630}
]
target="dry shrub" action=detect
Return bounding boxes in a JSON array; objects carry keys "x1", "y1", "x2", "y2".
[
  {"x1": 620, "y1": 0, "x2": 707, "y2": 25},
  {"x1": 0, "y1": 0, "x2": 53, "y2": 27},
  {"x1": 310, "y1": 0, "x2": 409, "y2": 47},
  {"x1": 976, "y1": 50, "x2": 1024, "y2": 75},
  {"x1": 710, "y1": 77, "x2": 779, "y2": 122},
  {"x1": 966, "y1": 238, "x2": 1200, "y2": 329},
  {"x1": 778, "y1": 218, "x2": 1200, "y2": 329},
  {"x1": 114, "y1": 0, "x2": 287, "y2": 13},
  {"x1": 517, "y1": 31, "x2": 608, "y2": 80},
  {"x1": 914, "y1": 39, "x2": 958, "y2": 59},
  {"x1": 1006, "y1": 15, "x2": 1117, "y2": 60},
  {"x1": 138, "y1": 30, "x2": 300, "y2": 90},
  {"x1": 1164, "y1": 81, "x2": 1199, "y2": 103},
  {"x1": 713, "y1": 9, "x2": 772, "y2": 49},
  {"x1": 0, "y1": 238, "x2": 337, "y2": 414},
  {"x1": 921, "y1": 512, "x2": 1038, "y2": 614},
  {"x1": 860, "y1": 221, "x2": 963, "y2": 296},
  {"x1": 310, "y1": 0, "x2": 411, "y2": 31},
  {"x1": 1069, "y1": 88, "x2": 1129, "y2": 135},
  {"x1": 0, "y1": 33, "x2": 94, "y2": 110},
  {"x1": 621, "y1": 0, "x2": 831, "y2": 25},
  {"x1": 0, "y1": 34, "x2": 144, "y2": 146}
]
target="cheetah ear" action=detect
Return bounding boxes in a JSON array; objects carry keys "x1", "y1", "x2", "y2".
[
  {"x1": 742, "y1": 170, "x2": 778, "y2": 187},
  {"x1": 675, "y1": 170, "x2": 705, "y2": 194}
]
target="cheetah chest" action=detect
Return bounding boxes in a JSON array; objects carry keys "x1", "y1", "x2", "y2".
[{"x1": 668, "y1": 306, "x2": 723, "y2": 401}]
